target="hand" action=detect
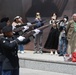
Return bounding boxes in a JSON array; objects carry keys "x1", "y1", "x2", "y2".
[
  {"x1": 22, "y1": 26, "x2": 29, "y2": 32},
  {"x1": 17, "y1": 36, "x2": 25, "y2": 41},
  {"x1": 33, "y1": 29, "x2": 40, "y2": 37},
  {"x1": 27, "y1": 22, "x2": 32, "y2": 26}
]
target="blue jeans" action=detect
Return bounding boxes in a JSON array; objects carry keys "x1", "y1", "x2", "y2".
[
  {"x1": 18, "y1": 44, "x2": 24, "y2": 51},
  {"x1": 2, "y1": 68, "x2": 19, "y2": 75},
  {"x1": 59, "y1": 38, "x2": 67, "y2": 55},
  {"x1": 0, "y1": 62, "x2": 2, "y2": 75}
]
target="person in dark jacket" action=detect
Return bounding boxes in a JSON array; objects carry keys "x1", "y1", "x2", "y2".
[
  {"x1": 0, "y1": 25, "x2": 28, "y2": 75},
  {"x1": 0, "y1": 25, "x2": 22, "y2": 75},
  {"x1": 0, "y1": 24, "x2": 40, "y2": 75},
  {"x1": 0, "y1": 17, "x2": 10, "y2": 75},
  {"x1": 58, "y1": 15, "x2": 68, "y2": 56},
  {"x1": 0, "y1": 17, "x2": 31, "y2": 75}
]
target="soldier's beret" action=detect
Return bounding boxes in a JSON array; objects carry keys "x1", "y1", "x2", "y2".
[{"x1": 2, "y1": 25, "x2": 12, "y2": 33}]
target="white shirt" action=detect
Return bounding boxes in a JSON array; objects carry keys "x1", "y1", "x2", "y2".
[{"x1": 12, "y1": 22, "x2": 21, "y2": 27}]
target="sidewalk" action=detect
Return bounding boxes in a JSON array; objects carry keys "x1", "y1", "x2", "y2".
[
  {"x1": 20, "y1": 68, "x2": 71, "y2": 75},
  {"x1": 18, "y1": 50, "x2": 64, "y2": 62},
  {"x1": 18, "y1": 51, "x2": 75, "y2": 75}
]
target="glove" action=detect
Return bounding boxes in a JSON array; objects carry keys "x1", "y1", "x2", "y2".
[
  {"x1": 27, "y1": 22, "x2": 32, "y2": 26},
  {"x1": 22, "y1": 26, "x2": 29, "y2": 32},
  {"x1": 33, "y1": 29, "x2": 40, "y2": 37},
  {"x1": 17, "y1": 36, "x2": 25, "y2": 41}
]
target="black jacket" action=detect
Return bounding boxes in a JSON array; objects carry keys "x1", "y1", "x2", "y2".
[
  {"x1": 0, "y1": 36, "x2": 30, "y2": 70},
  {"x1": 0, "y1": 34, "x2": 5, "y2": 62}
]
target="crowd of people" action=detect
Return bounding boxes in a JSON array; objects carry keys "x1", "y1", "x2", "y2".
[
  {"x1": 44, "y1": 13, "x2": 76, "y2": 57},
  {"x1": 0, "y1": 12, "x2": 76, "y2": 75},
  {"x1": 44, "y1": 13, "x2": 68, "y2": 56}
]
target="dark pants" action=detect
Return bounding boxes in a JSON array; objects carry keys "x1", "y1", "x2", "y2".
[
  {"x1": 0, "y1": 62, "x2": 2, "y2": 75},
  {"x1": 2, "y1": 68, "x2": 19, "y2": 75}
]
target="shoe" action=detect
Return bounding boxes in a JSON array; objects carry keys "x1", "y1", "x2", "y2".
[
  {"x1": 20, "y1": 51, "x2": 25, "y2": 54},
  {"x1": 39, "y1": 51, "x2": 43, "y2": 54},
  {"x1": 33, "y1": 51, "x2": 37, "y2": 54},
  {"x1": 55, "y1": 51, "x2": 58, "y2": 55},
  {"x1": 50, "y1": 51, "x2": 53, "y2": 55}
]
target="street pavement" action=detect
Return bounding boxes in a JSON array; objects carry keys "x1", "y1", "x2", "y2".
[{"x1": 20, "y1": 68, "x2": 71, "y2": 75}]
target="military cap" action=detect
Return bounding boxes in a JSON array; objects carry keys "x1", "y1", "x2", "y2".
[
  {"x1": 0, "y1": 17, "x2": 9, "y2": 23},
  {"x1": 2, "y1": 25, "x2": 12, "y2": 33},
  {"x1": 0, "y1": 22, "x2": 7, "y2": 29}
]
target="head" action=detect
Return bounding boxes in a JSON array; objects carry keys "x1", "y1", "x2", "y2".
[
  {"x1": 63, "y1": 15, "x2": 68, "y2": 22},
  {"x1": 0, "y1": 17, "x2": 10, "y2": 26},
  {"x1": 53, "y1": 13, "x2": 56, "y2": 16},
  {"x1": 51, "y1": 16, "x2": 56, "y2": 20},
  {"x1": 51, "y1": 13, "x2": 57, "y2": 20},
  {"x1": 14, "y1": 16, "x2": 22, "y2": 23},
  {"x1": 72, "y1": 13, "x2": 76, "y2": 22},
  {"x1": 51, "y1": 16, "x2": 56, "y2": 24},
  {"x1": 36, "y1": 12, "x2": 41, "y2": 19},
  {"x1": 2, "y1": 26, "x2": 13, "y2": 37}
]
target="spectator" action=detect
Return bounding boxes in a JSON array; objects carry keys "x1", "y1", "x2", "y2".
[
  {"x1": 12, "y1": 16, "x2": 25, "y2": 54},
  {"x1": 58, "y1": 15, "x2": 68, "y2": 56},
  {"x1": 33, "y1": 12, "x2": 44, "y2": 54},
  {"x1": 44, "y1": 22, "x2": 59, "y2": 55},
  {"x1": 67, "y1": 13, "x2": 76, "y2": 54}
]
